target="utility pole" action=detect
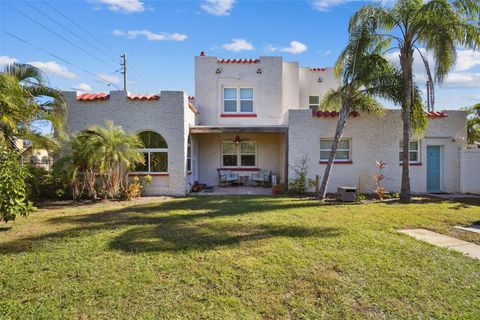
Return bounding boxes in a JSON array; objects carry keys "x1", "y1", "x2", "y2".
[{"x1": 121, "y1": 52, "x2": 127, "y2": 91}]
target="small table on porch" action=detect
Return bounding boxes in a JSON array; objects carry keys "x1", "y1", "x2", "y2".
[{"x1": 239, "y1": 175, "x2": 250, "y2": 186}]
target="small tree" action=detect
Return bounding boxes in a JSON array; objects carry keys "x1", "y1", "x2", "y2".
[
  {"x1": 289, "y1": 155, "x2": 315, "y2": 194},
  {"x1": 0, "y1": 141, "x2": 34, "y2": 222},
  {"x1": 464, "y1": 103, "x2": 480, "y2": 145},
  {"x1": 373, "y1": 161, "x2": 387, "y2": 200}
]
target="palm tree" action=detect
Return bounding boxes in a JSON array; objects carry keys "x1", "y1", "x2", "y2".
[
  {"x1": 318, "y1": 19, "x2": 422, "y2": 199},
  {"x1": 81, "y1": 121, "x2": 144, "y2": 198},
  {"x1": 465, "y1": 103, "x2": 480, "y2": 145},
  {"x1": 1, "y1": 63, "x2": 66, "y2": 150},
  {"x1": 350, "y1": 0, "x2": 480, "y2": 202}
]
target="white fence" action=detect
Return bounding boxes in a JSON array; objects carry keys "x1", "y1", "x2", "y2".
[{"x1": 461, "y1": 149, "x2": 480, "y2": 194}]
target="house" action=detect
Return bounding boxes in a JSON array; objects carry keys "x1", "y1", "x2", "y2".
[
  {"x1": 14, "y1": 139, "x2": 51, "y2": 171},
  {"x1": 63, "y1": 52, "x2": 480, "y2": 196}
]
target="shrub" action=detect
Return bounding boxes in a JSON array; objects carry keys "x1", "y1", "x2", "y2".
[
  {"x1": 122, "y1": 175, "x2": 152, "y2": 200},
  {"x1": 373, "y1": 161, "x2": 387, "y2": 200},
  {"x1": 25, "y1": 164, "x2": 72, "y2": 203},
  {"x1": 289, "y1": 155, "x2": 315, "y2": 194},
  {"x1": 0, "y1": 142, "x2": 35, "y2": 222}
]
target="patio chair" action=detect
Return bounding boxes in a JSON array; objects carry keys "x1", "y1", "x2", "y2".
[
  {"x1": 251, "y1": 170, "x2": 271, "y2": 187},
  {"x1": 218, "y1": 170, "x2": 239, "y2": 186}
]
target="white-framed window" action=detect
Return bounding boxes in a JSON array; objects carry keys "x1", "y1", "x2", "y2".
[
  {"x1": 222, "y1": 141, "x2": 256, "y2": 168},
  {"x1": 399, "y1": 140, "x2": 420, "y2": 163},
  {"x1": 223, "y1": 87, "x2": 254, "y2": 113},
  {"x1": 134, "y1": 131, "x2": 168, "y2": 173},
  {"x1": 320, "y1": 139, "x2": 351, "y2": 161},
  {"x1": 309, "y1": 95, "x2": 320, "y2": 112}
]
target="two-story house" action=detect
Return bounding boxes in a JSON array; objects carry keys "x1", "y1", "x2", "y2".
[{"x1": 64, "y1": 52, "x2": 475, "y2": 196}]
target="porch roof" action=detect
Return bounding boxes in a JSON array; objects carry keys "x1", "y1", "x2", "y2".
[{"x1": 190, "y1": 125, "x2": 288, "y2": 134}]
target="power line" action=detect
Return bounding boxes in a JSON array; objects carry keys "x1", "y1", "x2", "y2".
[
  {"x1": 1, "y1": 29, "x2": 121, "y2": 90},
  {"x1": 24, "y1": 1, "x2": 115, "y2": 65},
  {"x1": 40, "y1": 0, "x2": 150, "y2": 92},
  {"x1": 5, "y1": 2, "x2": 118, "y2": 72}
]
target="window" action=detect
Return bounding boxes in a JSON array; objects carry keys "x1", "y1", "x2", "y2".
[
  {"x1": 187, "y1": 135, "x2": 192, "y2": 172},
  {"x1": 134, "y1": 131, "x2": 168, "y2": 173},
  {"x1": 320, "y1": 139, "x2": 351, "y2": 161},
  {"x1": 222, "y1": 141, "x2": 256, "y2": 168},
  {"x1": 309, "y1": 95, "x2": 320, "y2": 112},
  {"x1": 399, "y1": 141, "x2": 420, "y2": 163},
  {"x1": 223, "y1": 88, "x2": 254, "y2": 113},
  {"x1": 41, "y1": 156, "x2": 49, "y2": 164}
]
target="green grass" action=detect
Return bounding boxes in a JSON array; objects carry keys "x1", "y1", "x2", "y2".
[{"x1": 1, "y1": 196, "x2": 479, "y2": 319}]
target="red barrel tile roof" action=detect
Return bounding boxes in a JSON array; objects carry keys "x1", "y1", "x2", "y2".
[
  {"x1": 218, "y1": 59, "x2": 260, "y2": 64},
  {"x1": 426, "y1": 111, "x2": 447, "y2": 118},
  {"x1": 313, "y1": 111, "x2": 360, "y2": 117},
  {"x1": 77, "y1": 93, "x2": 110, "y2": 101},
  {"x1": 310, "y1": 68, "x2": 327, "y2": 72},
  {"x1": 128, "y1": 94, "x2": 160, "y2": 100}
]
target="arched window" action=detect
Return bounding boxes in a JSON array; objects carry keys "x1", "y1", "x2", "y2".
[{"x1": 134, "y1": 131, "x2": 168, "y2": 173}]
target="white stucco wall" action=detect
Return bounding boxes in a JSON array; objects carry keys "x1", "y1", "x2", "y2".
[
  {"x1": 63, "y1": 90, "x2": 196, "y2": 196},
  {"x1": 195, "y1": 133, "x2": 285, "y2": 186},
  {"x1": 288, "y1": 109, "x2": 467, "y2": 194},
  {"x1": 461, "y1": 149, "x2": 480, "y2": 194},
  {"x1": 195, "y1": 56, "x2": 284, "y2": 126},
  {"x1": 299, "y1": 67, "x2": 338, "y2": 110}
]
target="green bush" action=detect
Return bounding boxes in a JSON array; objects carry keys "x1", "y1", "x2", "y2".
[
  {"x1": 25, "y1": 164, "x2": 72, "y2": 203},
  {"x1": 289, "y1": 155, "x2": 315, "y2": 195},
  {"x1": 0, "y1": 142, "x2": 35, "y2": 222}
]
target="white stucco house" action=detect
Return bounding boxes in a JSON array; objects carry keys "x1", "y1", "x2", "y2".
[{"x1": 63, "y1": 52, "x2": 480, "y2": 196}]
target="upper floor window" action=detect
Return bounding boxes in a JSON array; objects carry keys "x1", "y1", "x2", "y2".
[
  {"x1": 320, "y1": 139, "x2": 351, "y2": 161},
  {"x1": 222, "y1": 141, "x2": 256, "y2": 167},
  {"x1": 399, "y1": 141, "x2": 420, "y2": 163},
  {"x1": 134, "y1": 131, "x2": 168, "y2": 173},
  {"x1": 223, "y1": 88, "x2": 253, "y2": 113},
  {"x1": 309, "y1": 95, "x2": 320, "y2": 112}
]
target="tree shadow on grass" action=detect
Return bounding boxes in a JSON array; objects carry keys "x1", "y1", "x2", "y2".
[
  {"x1": 109, "y1": 222, "x2": 341, "y2": 253},
  {"x1": 381, "y1": 196, "x2": 480, "y2": 210},
  {"x1": 0, "y1": 196, "x2": 336, "y2": 254}
]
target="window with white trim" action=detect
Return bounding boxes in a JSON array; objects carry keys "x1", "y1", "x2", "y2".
[
  {"x1": 134, "y1": 131, "x2": 168, "y2": 173},
  {"x1": 223, "y1": 88, "x2": 254, "y2": 113},
  {"x1": 399, "y1": 141, "x2": 420, "y2": 163},
  {"x1": 320, "y1": 139, "x2": 351, "y2": 161},
  {"x1": 222, "y1": 141, "x2": 256, "y2": 167},
  {"x1": 309, "y1": 95, "x2": 320, "y2": 112}
]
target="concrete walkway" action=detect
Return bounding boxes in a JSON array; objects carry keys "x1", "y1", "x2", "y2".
[
  {"x1": 399, "y1": 229, "x2": 480, "y2": 260},
  {"x1": 454, "y1": 225, "x2": 480, "y2": 235}
]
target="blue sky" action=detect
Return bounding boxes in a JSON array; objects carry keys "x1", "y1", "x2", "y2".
[{"x1": 1, "y1": 0, "x2": 480, "y2": 110}]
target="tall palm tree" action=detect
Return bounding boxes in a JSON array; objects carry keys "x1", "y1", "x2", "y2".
[
  {"x1": 318, "y1": 19, "x2": 422, "y2": 199},
  {"x1": 350, "y1": 0, "x2": 480, "y2": 202},
  {"x1": 1, "y1": 63, "x2": 66, "y2": 150}
]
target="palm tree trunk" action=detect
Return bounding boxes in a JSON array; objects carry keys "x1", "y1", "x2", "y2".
[
  {"x1": 400, "y1": 45, "x2": 413, "y2": 203},
  {"x1": 318, "y1": 103, "x2": 351, "y2": 200}
]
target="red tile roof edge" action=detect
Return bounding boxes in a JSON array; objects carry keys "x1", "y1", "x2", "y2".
[
  {"x1": 426, "y1": 111, "x2": 447, "y2": 118},
  {"x1": 188, "y1": 102, "x2": 199, "y2": 114},
  {"x1": 217, "y1": 59, "x2": 260, "y2": 64},
  {"x1": 127, "y1": 94, "x2": 160, "y2": 101},
  {"x1": 309, "y1": 68, "x2": 327, "y2": 72},
  {"x1": 76, "y1": 93, "x2": 110, "y2": 101},
  {"x1": 188, "y1": 96, "x2": 195, "y2": 100}
]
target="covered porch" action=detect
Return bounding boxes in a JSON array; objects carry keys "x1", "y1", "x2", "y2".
[{"x1": 189, "y1": 125, "x2": 288, "y2": 192}]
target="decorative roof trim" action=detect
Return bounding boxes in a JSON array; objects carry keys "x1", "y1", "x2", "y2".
[
  {"x1": 128, "y1": 94, "x2": 160, "y2": 101},
  {"x1": 313, "y1": 111, "x2": 360, "y2": 118},
  {"x1": 310, "y1": 68, "x2": 327, "y2": 72},
  {"x1": 188, "y1": 96, "x2": 195, "y2": 100},
  {"x1": 426, "y1": 111, "x2": 447, "y2": 118},
  {"x1": 188, "y1": 102, "x2": 199, "y2": 114},
  {"x1": 77, "y1": 93, "x2": 110, "y2": 101},
  {"x1": 218, "y1": 59, "x2": 260, "y2": 64}
]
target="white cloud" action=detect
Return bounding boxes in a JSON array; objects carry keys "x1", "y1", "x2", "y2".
[
  {"x1": 201, "y1": 0, "x2": 235, "y2": 16},
  {"x1": 319, "y1": 50, "x2": 332, "y2": 56},
  {"x1": 454, "y1": 50, "x2": 480, "y2": 72},
  {"x1": 0, "y1": 55, "x2": 17, "y2": 68},
  {"x1": 72, "y1": 83, "x2": 92, "y2": 92},
  {"x1": 267, "y1": 41, "x2": 308, "y2": 54},
  {"x1": 28, "y1": 61, "x2": 76, "y2": 79},
  {"x1": 113, "y1": 29, "x2": 187, "y2": 41},
  {"x1": 95, "y1": 0, "x2": 144, "y2": 13},
  {"x1": 96, "y1": 73, "x2": 120, "y2": 84},
  {"x1": 222, "y1": 39, "x2": 254, "y2": 52},
  {"x1": 444, "y1": 72, "x2": 480, "y2": 88},
  {"x1": 312, "y1": 0, "x2": 352, "y2": 11}
]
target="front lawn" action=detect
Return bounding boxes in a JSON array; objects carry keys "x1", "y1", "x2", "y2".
[{"x1": 1, "y1": 196, "x2": 479, "y2": 319}]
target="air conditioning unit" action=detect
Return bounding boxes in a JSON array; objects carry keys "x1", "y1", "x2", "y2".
[{"x1": 337, "y1": 187, "x2": 357, "y2": 202}]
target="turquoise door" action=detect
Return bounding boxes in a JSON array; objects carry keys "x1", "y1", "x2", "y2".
[{"x1": 427, "y1": 146, "x2": 441, "y2": 192}]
